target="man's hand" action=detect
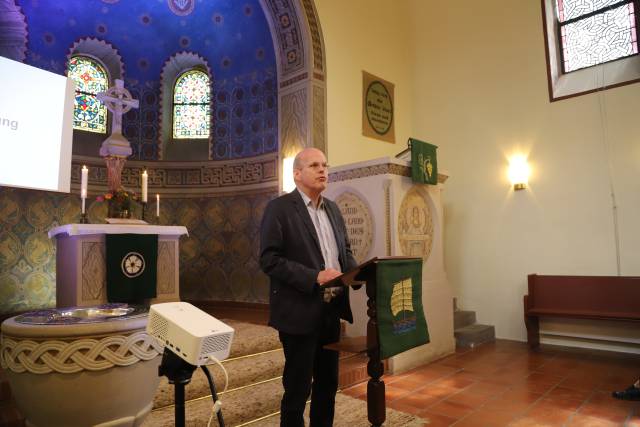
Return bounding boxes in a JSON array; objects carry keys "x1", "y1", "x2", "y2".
[{"x1": 317, "y1": 268, "x2": 342, "y2": 285}]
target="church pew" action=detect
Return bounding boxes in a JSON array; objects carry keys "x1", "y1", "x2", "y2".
[{"x1": 523, "y1": 274, "x2": 640, "y2": 347}]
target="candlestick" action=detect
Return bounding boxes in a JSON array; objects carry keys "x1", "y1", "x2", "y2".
[
  {"x1": 156, "y1": 194, "x2": 160, "y2": 217},
  {"x1": 80, "y1": 165, "x2": 88, "y2": 199},
  {"x1": 141, "y1": 170, "x2": 148, "y2": 203},
  {"x1": 80, "y1": 190, "x2": 88, "y2": 223},
  {"x1": 141, "y1": 201, "x2": 147, "y2": 221}
]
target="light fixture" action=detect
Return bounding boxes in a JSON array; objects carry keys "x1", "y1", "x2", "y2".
[
  {"x1": 508, "y1": 154, "x2": 530, "y2": 191},
  {"x1": 282, "y1": 157, "x2": 295, "y2": 193}
]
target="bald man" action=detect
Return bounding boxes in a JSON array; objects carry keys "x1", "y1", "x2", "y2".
[{"x1": 260, "y1": 148, "x2": 358, "y2": 426}]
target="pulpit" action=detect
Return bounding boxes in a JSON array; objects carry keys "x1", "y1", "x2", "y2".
[
  {"x1": 49, "y1": 224, "x2": 188, "y2": 308},
  {"x1": 326, "y1": 256, "x2": 428, "y2": 427},
  {"x1": 324, "y1": 156, "x2": 454, "y2": 372}
]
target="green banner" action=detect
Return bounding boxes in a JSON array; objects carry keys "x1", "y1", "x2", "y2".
[
  {"x1": 410, "y1": 138, "x2": 438, "y2": 185},
  {"x1": 376, "y1": 259, "x2": 429, "y2": 359},
  {"x1": 106, "y1": 234, "x2": 157, "y2": 303}
]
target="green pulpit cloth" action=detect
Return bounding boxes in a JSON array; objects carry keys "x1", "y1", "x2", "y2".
[
  {"x1": 376, "y1": 259, "x2": 429, "y2": 359},
  {"x1": 106, "y1": 234, "x2": 158, "y2": 303},
  {"x1": 410, "y1": 138, "x2": 438, "y2": 185}
]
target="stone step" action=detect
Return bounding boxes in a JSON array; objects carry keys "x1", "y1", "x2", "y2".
[
  {"x1": 338, "y1": 353, "x2": 372, "y2": 390},
  {"x1": 147, "y1": 380, "x2": 426, "y2": 427},
  {"x1": 145, "y1": 375, "x2": 284, "y2": 426},
  {"x1": 153, "y1": 348, "x2": 285, "y2": 410},
  {"x1": 151, "y1": 345, "x2": 372, "y2": 424},
  {"x1": 152, "y1": 319, "x2": 283, "y2": 416},
  {"x1": 454, "y1": 324, "x2": 495, "y2": 349},
  {"x1": 223, "y1": 320, "x2": 281, "y2": 358},
  {"x1": 152, "y1": 347, "x2": 371, "y2": 414},
  {"x1": 453, "y1": 310, "x2": 476, "y2": 330}
]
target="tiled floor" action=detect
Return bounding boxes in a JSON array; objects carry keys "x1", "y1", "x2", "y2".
[{"x1": 342, "y1": 340, "x2": 640, "y2": 426}]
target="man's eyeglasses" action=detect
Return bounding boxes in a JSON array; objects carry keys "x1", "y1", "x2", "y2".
[{"x1": 305, "y1": 162, "x2": 329, "y2": 170}]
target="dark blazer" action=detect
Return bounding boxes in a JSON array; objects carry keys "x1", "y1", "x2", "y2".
[{"x1": 260, "y1": 188, "x2": 358, "y2": 335}]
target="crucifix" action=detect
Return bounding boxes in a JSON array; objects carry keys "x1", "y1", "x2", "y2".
[{"x1": 97, "y1": 79, "x2": 140, "y2": 192}]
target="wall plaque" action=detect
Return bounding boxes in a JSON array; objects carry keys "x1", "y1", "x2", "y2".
[
  {"x1": 362, "y1": 71, "x2": 395, "y2": 143},
  {"x1": 398, "y1": 187, "x2": 434, "y2": 260},
  {"x1": 335, "y1": 191, "x2": 373, "y2": 264}
]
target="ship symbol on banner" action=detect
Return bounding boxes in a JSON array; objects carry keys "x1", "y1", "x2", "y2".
[{"x1": 389, "y1": 277, "x2": 418, "y2": 334}]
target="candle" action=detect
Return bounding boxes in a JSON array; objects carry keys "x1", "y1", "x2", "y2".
[
  {"x1": 156, "y1": 194, "x2": 160, "y2": 217},
  {"x1": 80, "y1": 165, "x2": 88, "y2": 198},
  {"x1": 80, "y1": 165, "x2": 88, "y2": 214},
  {"x1": 141, "y1": 170, "x2": 148, "y2": 202}
]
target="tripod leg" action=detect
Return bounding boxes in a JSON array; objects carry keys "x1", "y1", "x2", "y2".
[{"x1": 175, "y1": 382, "x2": 186, "y2": 427}]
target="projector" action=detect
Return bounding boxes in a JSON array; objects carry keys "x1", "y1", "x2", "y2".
[{"x1": 147, "y1": 302, "x2": 234, "y2": 366}]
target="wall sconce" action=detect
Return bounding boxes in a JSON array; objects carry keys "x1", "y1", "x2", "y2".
[
  {"x1": 508, "y1": 155, "x2": 530, "y2": 191},
  {"x1": 282, "y1": 157, "x2": 295, "y2": 193}
]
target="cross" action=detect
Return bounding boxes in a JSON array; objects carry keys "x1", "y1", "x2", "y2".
[
  {"x1": 97, "y1": 79, "x2": 139, "y2": 138},
  {"x1": 97, "y1": 79, "x2": 139, "y2": 158}
]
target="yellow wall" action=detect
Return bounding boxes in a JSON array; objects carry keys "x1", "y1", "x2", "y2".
[
  {"x1": 315, "y1": 0, "x2": 414, "y2": 165},
  {"x1": 317, "y1": 0, "x2": 640, "y2": 344}
]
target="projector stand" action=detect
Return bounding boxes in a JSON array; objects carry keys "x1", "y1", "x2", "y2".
[{"x1": 158, "y1": 348, "x2": 197, "y2": 427}]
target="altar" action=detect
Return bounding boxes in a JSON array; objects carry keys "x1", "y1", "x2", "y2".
[{"x1": 49, "y1": 224, "x2": 189, "y2": 308}]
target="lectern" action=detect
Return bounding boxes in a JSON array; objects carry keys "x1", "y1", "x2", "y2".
[{"x1": 326, "y1": 256, "x2": 429, "y2": 427}]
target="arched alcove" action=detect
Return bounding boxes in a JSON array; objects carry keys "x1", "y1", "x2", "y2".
[
  {"x1": 66, "y1": 37, "x2": 125, "y2": 157},
  {"x1": 66, "y1": 37, "x2": 124, "y2": 81},
  {"x1": 0, "y1": 0, "x2": 27, "y2": 61},
  {"x1": 159, "y1": 51, "x2": 212, "y2": 161}
]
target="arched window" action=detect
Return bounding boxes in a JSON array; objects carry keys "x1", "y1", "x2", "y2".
[
  {"x1": 173, "y1": 69, "x2": 211, "y2": 139},
  {"x1": 67, "y1": 56, "x2": 109, "y2": 133}
]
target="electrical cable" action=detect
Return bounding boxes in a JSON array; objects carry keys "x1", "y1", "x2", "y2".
[
  {"x1": 203, "y1": 354, "x2": 229, "y2": 427},
  {"x1": 595, "y1": 44, "x2": 621, "y2": 276}
]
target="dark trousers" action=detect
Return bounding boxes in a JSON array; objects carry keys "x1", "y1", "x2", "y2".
[{"x1": 278, "y1": 312, "x2": 340, "y2": 427}]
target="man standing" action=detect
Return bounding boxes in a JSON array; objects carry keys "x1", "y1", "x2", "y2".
[{"x1": 260, "y1": 148, "x2": 358, "y2": 426}]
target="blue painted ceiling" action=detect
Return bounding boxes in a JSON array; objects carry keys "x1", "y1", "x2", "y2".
[{"x1": 18, "y1": 0, "x2": 276, "y2": 83}]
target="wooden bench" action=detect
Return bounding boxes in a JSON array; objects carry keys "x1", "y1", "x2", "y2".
[{"x1": 523, "y1": 274, "x2": 640, "y2": 347}]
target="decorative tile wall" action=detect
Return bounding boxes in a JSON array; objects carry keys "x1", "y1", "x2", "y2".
[{"x1": 0, "y1": 186, "x2": 277, "y2": 315}]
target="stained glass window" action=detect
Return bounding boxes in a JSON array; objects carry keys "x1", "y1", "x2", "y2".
[
  {"x1": 173, "y1": 70, "x2": 211, "y2": 139},
  {"x1": 68, "y1": 56, "x2": 109, "y2": 133},
  {"x1": 557, "y1": 0, "x2": 638, "y2": 73}
]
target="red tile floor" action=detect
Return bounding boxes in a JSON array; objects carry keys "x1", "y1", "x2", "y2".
[{"x1": 342, "y1": 340, "x2": 640, "y2": 426}]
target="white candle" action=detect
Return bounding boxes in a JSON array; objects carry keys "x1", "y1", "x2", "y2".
[
  {"x1": 81, "y1": 198, "x2": 86, "y2": 215},
  {"x1": 80, "y1": 165, "x2": 88, "y2": 199},
  {"x1": 141, "y1": 170, "x2": 148, "y2": 202},
  {"x1": 156, "y1": 194, "x2": 160, "y2": 217}
]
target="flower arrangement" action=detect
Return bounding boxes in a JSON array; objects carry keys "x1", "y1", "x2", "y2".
[{"x1": 96, "y1": 187, "x2": 139, "y2": 218}]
